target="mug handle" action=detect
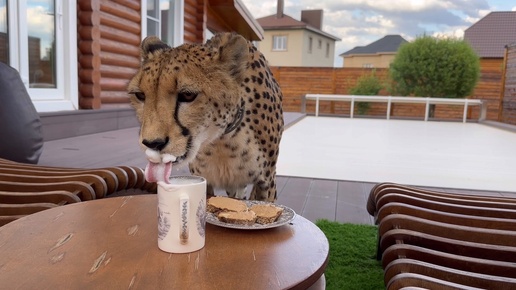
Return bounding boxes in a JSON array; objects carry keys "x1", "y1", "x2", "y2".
[{"x1": 179, "y1": 193, "x2": 189, "y2": 244}]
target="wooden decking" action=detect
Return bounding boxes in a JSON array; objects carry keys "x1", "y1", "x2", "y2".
[{"x1": 38, "y1": 113, "x2": 513, "y2": 225}]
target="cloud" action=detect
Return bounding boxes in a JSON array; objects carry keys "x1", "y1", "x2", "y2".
[
  {"x1": 0, "y1": 7, "x2": 6, "y2": 33},
  {"x1": 241, "y1": 0, "x2": 509, "y2": 66},
  {"x1": 27, "y1": 5, "x2": 55, "y2": 58},
  {"x1": 27, "y1": 5, "x2": 54, "y2": 35}
]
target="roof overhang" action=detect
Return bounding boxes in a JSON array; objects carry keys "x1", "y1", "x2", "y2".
[
  {"x1": 340, "y1": 52, "x2": 397, "y2": 57},
  {"x1": 261, "y1": 25, "x2": 340, "y2": 41},
  {"x1": 305, "y1": 26, "x2": 341, "y2": 41},
  {"x1": 208, "y1": 0, "x2": 264, "y2": 41}
]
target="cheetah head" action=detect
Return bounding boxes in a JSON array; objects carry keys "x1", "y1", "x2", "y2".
[{"x1": 127, "y1": 33, "x2": 249, "y2": 182}]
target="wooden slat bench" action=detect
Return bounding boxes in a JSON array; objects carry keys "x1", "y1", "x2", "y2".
[
  {"x1": 0, "y1": 158, "x2": 157, "y2": 226},
  {"x1": 367, "y1": 182, "x2": 516, "y2": 289},
  {"x1": 303, "y1": 94, "x2": 486, "y2": 123}
]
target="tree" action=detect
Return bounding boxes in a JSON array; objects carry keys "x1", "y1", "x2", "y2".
[
  {"x1": 348, "y1": 71, "x2": 383, "y2": 115},
  {"x1": 389, "y1": 35, "x2": 480, "y2": 99}
]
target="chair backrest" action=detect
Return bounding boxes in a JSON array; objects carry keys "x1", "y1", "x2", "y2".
[
  {"x1": 379, "y1": 214, "x2": 516, "y2": 248},
  {"x1": 0, "y1": 63, "x2": 43, "y2": 164},
  {"x1": 385, "y1": 259, "x2": 516, "y2": 290},
  {"x1": 377, "y1": 202, "x2": 516, "y2": 231},
  {"x1": 383, "y1": 244, "x2": 516, "y2": 278},
  {"x1": 380, "y1": 228, "x2": 516, "y2": 263},
  {"x1": 387, "y1": 272, "x2": 483, "y2": 290}
]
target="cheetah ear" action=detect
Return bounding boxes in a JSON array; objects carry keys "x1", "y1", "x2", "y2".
[
  {"x1": 140, "y1": 36, "x2": 169, "y2": 61},
  {"x1": 215, "y1": 33, "x2": 249, "y2": 83}
]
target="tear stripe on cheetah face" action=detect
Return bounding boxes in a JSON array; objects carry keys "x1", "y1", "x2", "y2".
[{"x1": 128, "y1": 33, "x2": 284, "y2": 201}]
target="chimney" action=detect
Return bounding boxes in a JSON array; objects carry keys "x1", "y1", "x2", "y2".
[
  {"x1": 277, "y1": 0, "x2": 284, "y2": 18},
  {"x1": 301, "y1": 9, "x2": 323, "y2": 30}
]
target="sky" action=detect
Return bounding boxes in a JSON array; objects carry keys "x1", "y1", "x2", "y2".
[
  {"x1": 241, "y1": 0, "x2": 516, "y2": 66},
  {"x1": 0, "y1": 1, "x2": 55, "y2": 58}
]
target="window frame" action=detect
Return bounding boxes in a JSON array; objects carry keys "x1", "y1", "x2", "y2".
[
  {"x1": 272, "y1": 35, "x2": 287, "y2": 51},
  {"x1": 3, "y1": 0, "x2": 78, "y2": 112},
  {"x1": 142, "y1": 0, "x2": 184, "y2": 47}
]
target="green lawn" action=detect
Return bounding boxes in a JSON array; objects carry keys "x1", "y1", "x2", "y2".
[{"x1": 315, "y1": 220, "x2": 385, "y2": 290}]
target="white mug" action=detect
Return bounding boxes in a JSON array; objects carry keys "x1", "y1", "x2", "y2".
[{"x1": 157, "y1": 175, "x2": 206, "y2": 253}]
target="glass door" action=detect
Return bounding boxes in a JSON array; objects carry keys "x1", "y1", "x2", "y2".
[
  {"x1": 0, "y1": 0, "x2": 8, "y2": 64},
  {"x1": 144, "y1": 0, "x2": 183, "y2": 47},
  {"x1": 0, "y1": 0, "x2": 77, "y2": 112},
  {"x1": 21, "y1": 0, "x2": 63, "y2": 100}
]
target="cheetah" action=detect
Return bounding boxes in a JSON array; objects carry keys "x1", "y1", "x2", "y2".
[{"x1": 128, "y1": 33, "x2": 284, "y2": 202}]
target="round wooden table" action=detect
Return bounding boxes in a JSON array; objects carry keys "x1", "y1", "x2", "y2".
[{"x1": 0, "y1": 195, "x2": 329, "y2": 289}]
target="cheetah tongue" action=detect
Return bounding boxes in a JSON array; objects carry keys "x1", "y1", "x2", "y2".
[{"x1": 144, "y1": 161, "x2": 172, "y2": 184}]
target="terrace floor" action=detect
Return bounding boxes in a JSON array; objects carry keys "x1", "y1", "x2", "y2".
[{"x1": 38, "y1": 112, "x2": 516, "y2": 226}]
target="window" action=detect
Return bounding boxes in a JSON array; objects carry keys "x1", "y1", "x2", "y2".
[
  {"x1": 0, "y1": 0, "x2": 8, "y2": 64},
  {"x1": 326, "y1": 43, "x2": 330, "y2": 57},
  {"x1": 362, "y1": 63, "x2": 374, "y2": 68},
  {"x1": 272, "y1": 35, "x2": 287, "y2": 51},
  {"x1": 308, "y1": 36, "x2": 313, "y2": 53},
  {"x1": 0, "y1": 0, "x2": 78, "y2": 112},
  {"x1": 146, "y1": 0, "x2": 160, "y2": 37},
  {"x1": 144, "y1": 0, "x2": 183, "y2": 47},
  {"x1": 318, "y1": 39, "x2": 322, "y2": 49}
]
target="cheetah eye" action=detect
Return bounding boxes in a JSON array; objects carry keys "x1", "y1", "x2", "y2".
[
  {"x1": 132, "y1": 92, "x2": 145, "y2": 102},
  {"x1": 177, "y1": 91, "x2": 198, "y2": 103}
]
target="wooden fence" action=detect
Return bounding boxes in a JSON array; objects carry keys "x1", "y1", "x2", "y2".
[
  {"x1": 502, "y1": 43, "x2": 516, "y2": 125},
  {"x1": 270, "y1": 58, "x2": 504, "y2": 121}
]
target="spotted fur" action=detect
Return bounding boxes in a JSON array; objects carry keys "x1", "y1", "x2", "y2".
[{"x1": 128, "y1": 33, "x2": 284, "y2": 202}]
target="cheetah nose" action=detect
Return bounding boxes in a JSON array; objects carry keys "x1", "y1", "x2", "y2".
[{"x1": 142, "y1": 137, "x2": 169, "y2": 151}]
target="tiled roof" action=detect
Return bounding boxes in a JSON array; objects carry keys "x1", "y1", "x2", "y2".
[
  {"x1": 464, "y1": 11, "x2": 516, "y2": 58},
  {"x1": 339, "y1": 35, "x2": 408, "y2": 56},
  {"x1": 257, "y1": 14, "x2": 307, "y2": 29},
  {"x1": 257, "y1": 14, "x2": 341, "y2": 41}
]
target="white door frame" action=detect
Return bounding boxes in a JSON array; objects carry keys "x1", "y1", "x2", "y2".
[{"x1": 7, "y1": 0, "x2": 78, "y2": 112}]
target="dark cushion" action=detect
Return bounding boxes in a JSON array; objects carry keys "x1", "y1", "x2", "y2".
[{"x1": 0, "y1": 63, "x2": 43, "y2": 164}]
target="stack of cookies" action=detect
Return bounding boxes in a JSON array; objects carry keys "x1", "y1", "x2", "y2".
[{"x1": 207, "y1": 196, "x2": 284, "y2": 226}]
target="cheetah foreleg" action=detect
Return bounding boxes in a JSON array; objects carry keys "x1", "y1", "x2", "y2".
[{"x1": 226, "y1": 185, "x2": 247, "y2": 200}]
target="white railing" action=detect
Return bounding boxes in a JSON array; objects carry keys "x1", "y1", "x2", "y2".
[{"x1": 303, "y1": 94, "x2": 486, "y2": 123}]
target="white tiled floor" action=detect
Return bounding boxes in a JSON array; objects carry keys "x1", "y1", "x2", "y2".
[{"x1": 277, "y1": 117, "x2": 516, "y2": 192}]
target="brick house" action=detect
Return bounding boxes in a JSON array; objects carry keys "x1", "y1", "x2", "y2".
[{"x1": 0, "y1": 0, "x2": 262, "y2": 113}]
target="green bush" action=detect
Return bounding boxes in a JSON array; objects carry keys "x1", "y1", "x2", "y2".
[
  {"x1": 389, "y1": 35, "x2": 480, "y2": 99},
  {"x1": 348, "y1": 72, "x2": 383, "y2": 115}
]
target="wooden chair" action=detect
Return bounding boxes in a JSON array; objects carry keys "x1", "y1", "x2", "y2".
[
  {"x1": 0, "y1": 158, "x2": 157, "y2": 226},
  {"x1": 379, "y1": 214, "x2": 516, "y2": 250},
  {"x1": 376, "y1": 199, "x2": 516, "y2": 228},
  {"x1": 380, "y1": 229, "x2": 516, "y2": 264},
  {"x1": 383, "y1": 244, "x2": 516, "y2": 280},
  {"x1": 367, "y1": 182, "x2": 516, "y2": 289},
  {"x1": 387, "y1": 273, "x2": 484, "y2": 290},
  {"x1": 385, "y1": 259, "x2": 516, "y2": 290},
  {"x1": 368, "y1": 182, "x2": 516, "y2": 219}
]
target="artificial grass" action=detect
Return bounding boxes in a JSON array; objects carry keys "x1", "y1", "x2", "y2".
[{"x1": 315, "y1": 219, "x2": 384, "y2": 290}]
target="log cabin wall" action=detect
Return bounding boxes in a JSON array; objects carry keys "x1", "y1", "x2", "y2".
[
  {"x1": 184, "y1": 0, "x2": 206, "y2": 43},
  {"x1": 78, "y1": 0, "x2": 141, "y2": 109}
]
